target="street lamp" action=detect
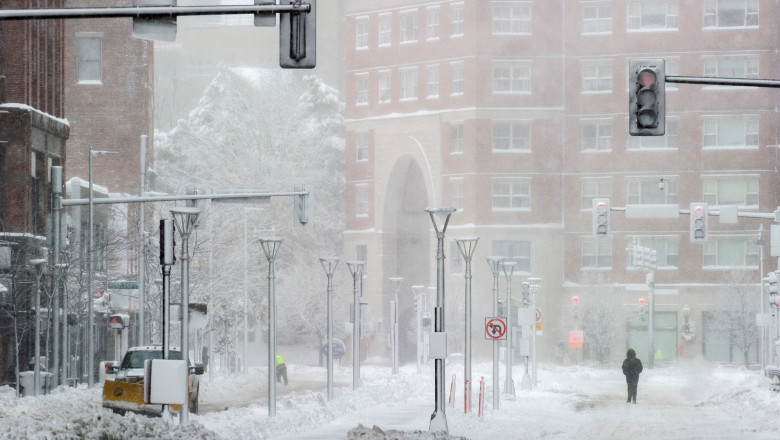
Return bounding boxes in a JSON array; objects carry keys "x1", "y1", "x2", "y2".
[
  {"x1": 411, "y1": 285, "x2": 426, "y2": 374},
  {"x1": 29, "y1": 258, "x2": 46, "y2": 396},
  {"x1": 526, "y1": 277, "x2": 542, "y2": 387},
  {"x1": 87, "y1": 148, "x2": 118, "y2": 388},
  {"x1": 424, "y1": 206, "x2": 456, "y2": 434},
  {"x1": 170, "y1": 206, "x2": 200, "y2": 423},
  {"x1": 389, "y1": 276, "x2": 403, "y2": 375},
  {"x1": 485, "y1": 256, "x2": 503, "y2": 410},
  {"x1": 346, "y1": 260, "x2": 365, "y2": 389},
  {"x1": 455, "y1": 237, "x2": 478, "y2": 413},
  {"x1": 259, "y1": 237, "x2": 283, "y2": 417},
  {"x1": 319, "y1": 257, "x2": 339, "y2": 400},
  {"x1": 501, "y1": 260, "x2": 517, "y2": 397}
]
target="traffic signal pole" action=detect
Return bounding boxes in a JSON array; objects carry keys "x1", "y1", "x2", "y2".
[{"x1": 0, "y1": 4, "x2": 310, "y2": 20}]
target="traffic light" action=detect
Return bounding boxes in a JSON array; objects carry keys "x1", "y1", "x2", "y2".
[
  {"x1": 279, "y1": 0, "x2": 317, "y2": 69},
  {"x1": 293, "y1": 184, "x2": 313, "y2": 227},
  {"x1": 132, "y1": 0, "x2": 177, "y2": 42},
  {"x1": 159, "y1": 219, "x2": 176, "y2": 266},
  {"x1": 629, "y1": 59, "x2": 665, "y2": 136},
  {"x1": 689, "y1": 203, "x2": 708, "y2": 243},
  {"x1": 592, "y1": 198, "x2": 610, "y2": 237},
  {"x1": 638, "y1": 298, "x2": 647, "y2": 321},
  {"x1": 110, "y1": 313, "x2": 130, "y2": 330},
  {"x1": 767, "y1": 271, "x2": 779, "y2": 296}
]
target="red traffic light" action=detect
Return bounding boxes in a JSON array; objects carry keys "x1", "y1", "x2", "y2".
[
  {"x1": 638, "y1": 297, "x2": 646, "y2": 305},
  {"x1": 571, "y1": 296, "x2": 580, "y2": 304},
  {"x1": 638, "y1": 69, "x2": 656, "y2": 87}
]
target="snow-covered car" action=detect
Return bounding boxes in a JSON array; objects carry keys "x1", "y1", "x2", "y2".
[{"x1": 102, "y1": 346, "x2": 204, "y2": 416}]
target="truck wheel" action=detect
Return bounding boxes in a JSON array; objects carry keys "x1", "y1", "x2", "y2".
[{"x1": 190, "y1": 387, "x2": 199, "y2": 414}]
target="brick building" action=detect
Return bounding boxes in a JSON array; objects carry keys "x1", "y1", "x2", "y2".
[{"x1": 342, "y1": 0, "x2": 779, "y2": 366}]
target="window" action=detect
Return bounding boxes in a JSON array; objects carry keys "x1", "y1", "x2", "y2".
[
  {"x1": 400, "y1": 11, "x2": 418, "y2": 43},
  {"x1": 378, "y1": 71, "x2": 391, "y2": 103},
  {"x1": 627, "y1": 1, "x2": 679, "y2": 31},
  {"x1": 628, "y1": 236, "x2": 678, "y2": 269},
  {"x1": 581, "y1": 119, "x2": 612, "y2": 152},
  {"x1": 492, "y1": 121, "x2": 530, "y2": 152},
  {"x1": 451, "y1": 62, "x2": 464, "y2": 95},
  {"x1": 427, "y1": 7, "x2": 440, "y2": 40},
  {"x1": 582, "y1": 3, "x2": 612, "y2": 34},
  {"x1": 356, "y1": 184, "x2": 369, "y2": 218},
  {"x1": 77, "y1": 36, "x2": 102, "y2": 83},
  {"x1": 451, "y1": 123, "x2": 464, "y2": 154},
  {"x1": 702, "y1": 116, "x2": 759, "y2": 149},
  {"x1": 356, "y1": 74, "x2": 369, "y2": 105},
  {"x1": 355, "y1": 18, "x2": 369, "y2": 49},
  {"x1": 703, "y1": 55, "x2": 759, "y2": 80},
  {"x1": 378, "y1": 14, "x2": 392, "y2": 46},
  {"x1": 492, "y1": 61, "x2": 531, "y2": 94},
  {"x1": 450, "y1": 178, "x2": 464, "y2": 210},
  {"x1": 492, "y1": 2, "x2": 531, "y2": 35},
  {"x1": 427, "y1": 65, "x2": 439, "y2": 98},
  {"x1": 492, "y1": 240, "x2": 531, "y2": 272},
  {"x1": 702, "y1": 176, "x2": 759, "y2": 207},
  {"x1": 356, "y1": 132, "x2": 369, "y2": 162},
  {"x1": 628, "y1": 117, "x2": 679, "y2": 150},
  {"x1": 581, "y1": 61, "x2": 612, "y2": 93},
  {"x1": 451, "y1": 3, "x2": 464, "y2": 36},
  {"x1": 581, "y1": 178, "x2": 612, "y2": 210},
  {"x1": 627, "y1": 177, "x2": 678, "y2": 205},
  {"x1": 492, "y1": 178, "x2": 531, "y2": 211},
  {"x1": 356, "y1": 244, "x2": 368, "y2": 274},
  {"x1": 400, "y1": 68, "x2": 418, "y2": 100},
  {"x1": 582, "y1": 239, "x2": 612, "y2": 269},
  {"x1": 703, "y1": 236, "x2": 759, "y2": 268},
  {"x1": 703, "y1": 0, "x2": 759, "y2": 28}
]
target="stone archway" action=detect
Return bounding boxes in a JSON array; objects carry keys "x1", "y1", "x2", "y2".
[{"x1": 382, "y1": 156, "x2": 430, "y2": 363}]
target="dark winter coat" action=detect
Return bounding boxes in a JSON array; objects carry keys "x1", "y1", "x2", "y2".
[{"x1": 622, "y1": 349, "x2": 643, "y2": 385}]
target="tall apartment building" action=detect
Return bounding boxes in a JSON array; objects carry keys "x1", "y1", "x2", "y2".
[{"x1": 343, "y1": 0, "x2": 779, "y2": 365}]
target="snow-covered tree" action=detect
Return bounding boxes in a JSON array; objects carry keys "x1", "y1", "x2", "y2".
[{"x1": 713, "y1": 271, "x2": 759, "y2": 366}]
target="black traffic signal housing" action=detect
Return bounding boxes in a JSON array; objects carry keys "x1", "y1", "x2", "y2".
[
  {"x1": 279, "y1": 0, "x2": 316, "y2": 69},
  {"x1": 159, "y1": 219, "x2": 176, "y2": 266},
  {"x1": 629, "y1": 59, "x2": 665, "y2": 136},
  {"x1": 592, "y1": 198, "x2": 610, "y2": 238},
  {"x1": 689, "y1": 203, "x2": 709, "y2": 243}
]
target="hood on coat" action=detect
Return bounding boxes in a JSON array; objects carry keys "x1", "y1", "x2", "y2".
[{"x1": 626, "y1": 348, "x2": 636, "y2": 359}]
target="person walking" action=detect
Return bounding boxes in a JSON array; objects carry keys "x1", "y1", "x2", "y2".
[
  {"x1": 622, "y1": 348, "x2": 643, "y2": 404},
  {"x1": 275, "y1": 354, "x2": 288, "y2": 385}
]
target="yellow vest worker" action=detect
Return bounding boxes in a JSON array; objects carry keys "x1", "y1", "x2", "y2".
[{"x1": 275, "y1": 354, "x2": 288, "y2": 385}]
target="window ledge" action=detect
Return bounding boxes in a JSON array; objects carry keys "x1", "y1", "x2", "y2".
[{"x1": 626, "y1": 28, "x2": 679, "y2": 33}]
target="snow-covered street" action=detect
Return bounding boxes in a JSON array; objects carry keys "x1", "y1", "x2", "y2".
[{"x1": 2, "y1": 354, "x2": 779, "y2": 439}]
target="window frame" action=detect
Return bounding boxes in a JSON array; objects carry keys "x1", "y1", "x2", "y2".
[
  {"x1": 378, "y1": 13, "x2": 393, "y2": 47},
  {"x1": 492, "y1": 61, "x2": 532, "y2": 95},
  {"x1": 355, "y1": 17, "x2": 369, "y2": 50},
  {"x1": 626, "y1": 176, "x2": 679, "y2": 205},
  {"x1": 702, "y1": 115, "x2": 760, "y2": 150},
  {"x1": 582, "y1": 2, "x2": 612, "y2": 34},
  {"x1": 355, "y1": 73, "x2": 369, "y2": 106},
  {"x1": 492, "y1": 120, "x2": 531, "y2": 153},
  {"x1": 701, "y1": 174, "x2": 759, "y2": 208},
  {"x1": 356, "y1": 132, "x2": 369, "y2": 162},
  {"x1": 703, "y1": 0, "x2": 759, "y2": 29},
  {"x1": 580, "y1": 178, "x2": 613, "y2": 210},
  {"x1": 399, "y1": 67, "x2": 419, "y2": 101},
  {"x1": 355, "y1": 184, "x2": 369, "y2": 218},
  {"x1": 581, "y1": 119, "x2": 613, "y2": 152},
  {"x1": 492, "y1": 1, "x2": 532, "y2": 35},
  {"x1": 627, "y1": 0, "x2": 679, "y2": 32},
  {"x1": 581, "y1": 60, "x2": 613, "y2": 94},
  {"x1": 426, "y1": 6, "x2": 440, "y2": 41},
  {"x1": 400, "y1": 10, "x2": 419, "y2": 44},
  {"x1": 76, "y1": 34, "x2": 103, "y2": 84},
  {"x1": 703, "y1": 236, "x2": 759, "y2": 269},
  {"x1": 581, "y1": 238, "x2": 612, "y2": 270},
  {"x1": 450, "y1": 3, "x2": 465, "y2": 37},
  {"x1": 491, "y1": 177, "x2": 531, "y2": 212},
  {"x1": 450, "y1": 62, "x2": 465, "y2": 96}
]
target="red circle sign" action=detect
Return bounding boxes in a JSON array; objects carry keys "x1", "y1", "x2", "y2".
[{"x1": 485, "y1": 318, "x2": 507, "y2": 339}]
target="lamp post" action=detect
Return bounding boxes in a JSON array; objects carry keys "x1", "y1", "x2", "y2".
[
  {"x1": 319, "y1": 257, "x2": 339, "y2": 400},
  {"x1": 756, "y1": 225, "x2": 766, "y2": 369},
  {"x1": 526, "y1": 277, "x2": 542, "y2": 387},
  {"x1": 425, "y1": 206, "x2": 456, "y2": 434},
  {"x1": 455, "y1": 237, "x2": 478, "y2": 413},
  {"x1": 56, "y1": 262, "x2": 69, "y2": 387},
  {"x1": 259, "y1": 237, "x2": 282, "y2": 417},
  {"x1": 501, "y1": 261, "x2": 517, "y2": 397},
  {"x1": 170, "y1": 206, "x2": 200, "y2": 423},
  {"x1": 347, "y1": 261, "x2": 365, "y2": 389},
  {"x1": 389, "y1": 277, "x2": 403, "y2": 375},
  {"x1": 29, "y1": 258, "x2": 46, "y2": 396},
  {"x1": 87, "y1": 148, "x2": 118, "y2": 388},
  {"x1": 486, "y1": 256, "x2": 503, "y2": 410},
  {"x1": 50, "y1": 166, "x2": 63, "y2": 388},
  {"x1": 411, "y1": 285, "x2": 425, "y2": 374}
]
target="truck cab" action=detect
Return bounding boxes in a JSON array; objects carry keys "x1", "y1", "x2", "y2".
[{"x1": 102, "y1": 346, "x2": 204, "y2": 416}]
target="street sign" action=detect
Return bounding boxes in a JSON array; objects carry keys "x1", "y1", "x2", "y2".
[
  {"x1": 536, "y1": 308, "x2": 541, "y2": 322},
  {"x1": 569, "y1": 330, "x2": 583, "y2": 349},
  {"x1": 107, "y1": 281, "x2": 139, "y2": 290},
  {"x1": 485, "y1": 317, "x2": 507, "y2": 340}
]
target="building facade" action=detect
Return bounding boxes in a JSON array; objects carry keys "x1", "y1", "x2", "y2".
[{"x1": 342, "y1": 0, "x2": 779, "y2": 366}]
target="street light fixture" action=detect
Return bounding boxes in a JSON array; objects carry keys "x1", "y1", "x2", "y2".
[
  {"x1": 346, "y1": 260, "x2": 365, "y2": 389},
  {"x1": 258, "y1": 236, "x2": 283, "y2": 417},
  {"x1": 501, "y1": 260, "x2": 517, "y2": 397},
  {"x1": 424, "y1": 206, "x2": 456, "y2": 434},
  {"x1": 455, "y1": 237, "x2": 478, "y2": 413},
  {"x1": 170, "y1": 205, "x2": 200, "y2": 423},
  {"x1": 389, "y1": 276, "x2": 403, "y2": 375},
  {"x1": 319, "y1": 256, "x2": 339, "y2": 400},
  {"x1": 87, "y1": 148, "x2": 118, "y2": 388},
  {"x1": 29, "y1": 258, "x2": 46, "y2": 396},
  {"x1": 485, "y1": 256, "x2": 503, "y2": 410}
]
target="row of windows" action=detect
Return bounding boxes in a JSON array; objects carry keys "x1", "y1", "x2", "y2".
[
  {"x1": 583, "y1": 0, "x2": 759, "y2": 34},
  {"x1": 582, "y1": 235, "x2": 759, "y2": 270},
  {"x1": 353, "y1": 174, "x2": 759, "y2": 219},
  {"x1": 352, "y1": 54, "x2": 760, "y2": 105}
]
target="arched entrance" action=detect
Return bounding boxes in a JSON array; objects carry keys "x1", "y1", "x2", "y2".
[{"x1": 382, "y1": 156, "x2": 430, "y2": 363}]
